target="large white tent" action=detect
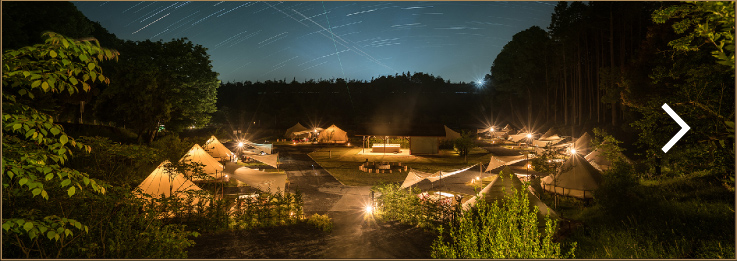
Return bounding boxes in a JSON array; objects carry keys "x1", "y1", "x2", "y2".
[
  {"x1": 485, "y1": 155, "x2": 527, "y2": 172},
  {"x1": 203, "y1": 136, "x2": 234, "y2": 161},
  {"x1": 574, "y1": 132, "x2": 593, "y2": 156},
  {"x1": 135, "y1": 161, "x2": 207, "y2": 205},
  {"x1": 585, "y1": 147, "x2": 632, "y2": 172},
  {"x1": 248, "y1": 153, "x2": 279, "y2": 168},
  {"x1": 444, "y1": 125, "x2": 461, "y2": 140},
  {"x1": 508, "y1": 133, "x2": 531, "y2": 143},
  {"x1": 231, "y1": 167, "x2": 288, "y2": 195},
  {"x1": 400, "y1": 164, "x2": 478, "y2": 189},
  {"x1": 472, "y1": 167, "x2": 558, "y2": 221},
  {"x1": 285, "y1": 123, "x2": 309, "y2": 139},
  {"x1": 541, "y1": 153, "x2": 603, "y2": 199},
  {"x1": 180, "y1": 144, "x2": 225, "y2": 181},
  {"x1": 317, "y1": 124, "x2": 349, "y2": 143}
]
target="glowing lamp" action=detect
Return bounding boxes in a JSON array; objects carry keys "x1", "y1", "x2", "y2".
[
  {"x1": 364, "y1": 205, "x2": 373, "y2": 214},
  {"x1": 526, "y1": 133, "x2": 532, "y2": 139},
  {"x1": 490, "y1": 127, "x2": 494, "y2": 132},
  {"x1": 570, "y1": 148, "x2": 577, "y2": 155},
  {"x1": 238, "y1": 142, "x2": 244, "y2": 147},
  {"x1": 476, "y1": 177, "x2": 480, "y2": 181}
]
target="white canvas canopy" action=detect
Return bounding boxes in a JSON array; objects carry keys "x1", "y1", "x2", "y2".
[
  {"x1": 508, "y1": 133, "x2": 530, "y2": 143},
  {"x1": 444, "y1": 125, "x2": 461, "y2": 140},
  {"x1": 231, "y1": 167, "x2": 288, "y2": 195},
  {"x1": 532, "y1": 139, "x2": 552, "y2": 147},
  {"x1": 400, "y1": 164, "x2": 478, "y2": 189},
  {"x1": 318, "y1": 124, "x2": 348, "y2": 143},
  {"x1": 574, "y1": 132, "x2": 593, "y2": 155},
  {"x1": 539, "y1": 128, "x2": 555, "y2": 139},
  {"x1": 203, "y1": 136, "x2": 234, "y2": 161},
  {"x1": 180, "y1": 144, "x2": 225, "y2": 180},
  {"x1": 135, "y1": 161, "x2": 207, "y2": 205},
  {"x1": 472, "y1": 167, "x2": 557, "y2": 220},
  {"x1": 541, "y1": 154, "x2": 603, "y2": 199},
  {"x1": 485, "y1": 155, "x2": 527, "y2": 172},
  {"x1": 285, "y1": 123, "x2": 309, "y2": 138},
  {"x1": 249, "y1": 153, "x2": 279, "y2": 168},
  {"x1": 585, "y1": 147, "x2": 631, "y2": 172}
]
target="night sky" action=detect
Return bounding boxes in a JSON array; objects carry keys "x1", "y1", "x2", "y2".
[{"x1": 73, "y1": 1, "x2": 556, "y2": 83}]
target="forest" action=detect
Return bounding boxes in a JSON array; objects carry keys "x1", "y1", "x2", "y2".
[{"x1": 2, "y1": 1, "x2": 734, "y2": 259}]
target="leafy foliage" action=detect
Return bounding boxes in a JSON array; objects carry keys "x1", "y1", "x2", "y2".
[
  {"x1": 307, "y1": 214, "x2": 333, "y2": 232},
  {"x1": 372, "y1": 184, "x2": 455, "y2": 228},
  {"x1": 431, "y1": 186, "x2": 575, "y2": 258}
]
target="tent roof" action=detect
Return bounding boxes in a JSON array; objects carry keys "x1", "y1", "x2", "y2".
[
  {"x1": 249, "y1": 153, "x2": 279, "y2": 168},
  {"x1": 546, "y1": 154, "x2": 603, "y2": 191},
  {"x1": 540, "y1": 128, "x2": 555, "y2": 139},
  {"x1": 285, "y1": 123, "x2": 308, "y2": 137},
  {"x1": 574, "y1": 132, "x2": 592, "y2": 153},
  {"x1": 585, "y1": 147, "x2": 631, "y2": 171},
  {"x1": 444, "y1": 125, "x2": 461, "y2": 140},
  {"x1": 203, "y1": 136, "x2": 234, "y2": 159},
  {"x1": 508, "y1": 133, "x2": 530, "y2": 142},
  {"x1": 411, "y1": 166, "x2": 486, "y2": 196},
  {"x1": 478, "y1": 167, "x2": 557, "y2": 219},
  {"x1": 231, "y1": 167, "x2": 287, "y2": 194},
  {"x1": 180, "y1": 144, "x2": 224, "y2": 178},
  {"x1": 486, "y1": 155, "x2": 527, "y2": 172},
  {"x1": 318, "y1": 124, "x2": 348, "y2": 142},
  {"x1": 135, "y1": 161, "x2": 204, "y2": 200}
]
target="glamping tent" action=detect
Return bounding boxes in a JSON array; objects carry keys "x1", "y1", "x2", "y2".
[
  {"x1": 248, "y1": 153, "x2": 279, "y2": 168},
  {"x1": 285, "y1": 123, "x2": 309, "y2": 139},
  {"x1": 203, "y1": 136, "x2": 235, "y2": 161},
  {"x1": 541, "y1": 153, "x2": 603, "y2": 199},
  {"x1": 473, "y1": 167, "x2": 557, "y2": 220},
  {"x1": 401, "y1": 165, "x2": 479, "y2": 189},
  {"x1": 508, "y1": 133, "x2": 531, "y2": 143},
  {"x1": 180, "y1": 144, "x2": 225, "y2": 181},
  {"x1": 574, "y1": 132, "x2": 593, "y2": 155},
  {"x1": 585, "y1": 147, "x2": 631, "y2": 172},
  {"x1": 444, "y1": 125, "x2": 461, "y2": 140},
  {"x1": 539, "y1": 128, "x2": 555, "y2": 139},
  {"x1": 485, "y1": 155, "x2": 527, "y2": 172},
  {"x1": 317, "y1": 124, "x2": 348, "y2": 143},
  {"x1": 231, "y1": 167, "x2": 288, "y2": 195},
  {"x1": 135, "y1": 161, "x2": 207, "y2": 205}
]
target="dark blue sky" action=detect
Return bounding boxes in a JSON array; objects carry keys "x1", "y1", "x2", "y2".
[{"x1": 74, "y1": 1, "x2": 556, "y2": 83}]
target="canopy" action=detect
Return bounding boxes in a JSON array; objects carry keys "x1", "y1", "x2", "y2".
[
  {"x1": 135, "y1": 161, "x2": 206, "y2": 205},
  {"x1": 285, "y1": 123, "x2": 308, "y2": 138},
  {"x1": 539, "y1": 128, "x2": 555, "y2": 139},
  {"x1": 508, "y1": 133, "x2": 530, "y2": 143},
  {"x1": 180, "y1": 144, "x2": 224, "y2": 180},
  {"x1": 249, "y1": 153, "x2": 279, "y2": 168},
  {"x1": 317, "y1": 124, "x2": 348, "y2": 143},
  {"x1": 585, "y1": 147, "x2": 631, "y2": 172},
  {"x1": 231, "y1": 167, "x2": 288, "y2": 195},
  {"x1": 532, "y1": 139, "x2": 552, "y2": 147},
  {"x1": 444, "y1": 125, "x2": 461, "y2": 140},
  {"x1": 486, "y1": 155, "x2": 527, "y2": 172},
  {"x1": 401, "y1": 164, "x2": 478, "y2": 189},
  {"x1": 203, "y1": 136, "x2": 234, "y2": 161},
  {"x1": 476, "y1": 166, "x2": 557, "y2": 220},
  {"x1": 574, "y1": 132, "x2": 593, "y2": 155},
  {"x1": 541, "y1": 154, "x2": 603, "y2": 199}
]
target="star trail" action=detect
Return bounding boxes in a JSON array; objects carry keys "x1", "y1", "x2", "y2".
[{"x1": 73, "y1": 1, "x2": 555, "y2": 83}]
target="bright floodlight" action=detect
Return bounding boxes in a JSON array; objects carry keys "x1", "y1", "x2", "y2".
[
  {"x1": 490, "y1": 127, "x2": 494, "y2": 132},
  {"x1": 526, "y1": 133, "x2": 532, "y2": 139},
  {"x1": 238, "y1": 142, "x2": 244, "y2": 147},
  {"x1": 314, "y1": 129, "x2": 317, "y2": 132},
  {"x1": 364, "y1": 205, "x2": 373, "y2": 214},
  {"x1": 570, "y1": 148, "x2": 577, "y2": 155}
]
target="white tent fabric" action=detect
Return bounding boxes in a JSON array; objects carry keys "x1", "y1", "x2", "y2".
[
  {"x1": 203, "y1": 136, "x2": 234, "y2": 161},
  {"x1": 249, "y1": 153, "x2": 279, "y2": 168},
  {"x1": 444, "y1": 125, "x2": 461, "y2": 140},
  {"x1": 574, "y1": 132, "x2": 593, "y2": 155},
  {"x1": 532, "y1": 139, "x2": 552, "y2": 148},
  {"x1": 540, "y1": 128, "x2": 555, "y2": 139},
  {"x1": 318, "y1": 124, "x2": 348, "y2": 143},
  {"x1": 464, "y1": 167, "x2": 557, "y2": 220},
  {"x1": 508, "y1": 133, "x2": 530, "y2": 143},
  {"x1": 485, "y1": 155, "x2": 527, "y2": 172},
  {"x1": 135, "y1": 161, "x2": 207, "y2": 205},
  {"x1": 541, "y1": 154, "x2": 603, "y2": 199},
  {"x1": 285, "y1": 123, "x2": 309, "y2": 138},
  {"x1": 231, "y1": 167, "x2": 287, "y2": 195},
  {"x1": 400, "y1": 164, "x2": 478, "y2": 189},
  {"x1": 180, "y1": 144, "x2": 225, "y2": 180},
  {"x1": 585, "y1": 147, "x2": 631, "y2": 172}
]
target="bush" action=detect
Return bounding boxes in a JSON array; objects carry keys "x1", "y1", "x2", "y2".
[
  {"x1": 431, "y1": 187, "x2": 576, "y2": 259},
  {"x1": 307, "y1": 214, "x2": 333, "y2": 232},
  {"x1": 594, "y1": 162, "x2": 643, "y2": 215},
  {"x1": 372, "y1": 184, "x2": 455, "y2": 228}
]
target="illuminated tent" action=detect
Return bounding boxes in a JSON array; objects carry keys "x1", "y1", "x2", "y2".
[
  {"x1": 180, "y1": 144, "x2": 225, "y2": 180},
  {"x1": 444, "y1": 125, "x2": 461, "y2": 140},
  {"x1": 540, "y1": 128, "x2": 555, "y2": 139},
  {"x1": 317, "y1": 124, "x2": 349, "y2": 143},
  {"x1": 474, "y1": 166, "x2": 557, "y2": 220},
  {"x1": 574, "y1": 132, "x2": 593, "y2": 155},
  {"x1": 231, "y1": 167, "x2": 287, "y2": 195},
  {"x1": 203, "y1": 136, "x2": 234, "y2": 161},
  {"x1": 541, "y1": 154, "x2": 603, "y2": 199},
  {"x1": 585, "y1": 147, "x2": 631, "y2": 172},
  {"x1": 485, "y1": 155, "x2": 527, "y2": 172},
  {"x1": 401, "y1": 165, "x2": 479, "y2": 189},
  {"x1": 285, "y1": 123, "x2": 309, "y2": 139},
  {"x1": 249, "y1": 153, "x2": 279, "y2": 168},
  {"x1": 508, "y1": 133, "x2": 530, "y2": 143},
  {"x1": 134, "y1": 161, "x2": 207, "y2": 205}
]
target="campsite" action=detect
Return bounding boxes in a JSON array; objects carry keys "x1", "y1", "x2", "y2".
[{"x1": 2, "y1": 1, "x2": 734, "y2": 259}]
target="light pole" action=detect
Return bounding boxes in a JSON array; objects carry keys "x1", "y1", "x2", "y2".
[
  {"x1": 237, "y1": 142, "x2": 244, "y2": 162},
  {"x1": 526, "y1": 133, "x2": 532, "y2": 178}
]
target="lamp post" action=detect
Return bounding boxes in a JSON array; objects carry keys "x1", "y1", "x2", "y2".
[
  {"x1": 237, "y1": 142, "x2": 244, "y2": 162},
  {"x1": 526, "y1": 133, "x2": 532, "y2": 178}
]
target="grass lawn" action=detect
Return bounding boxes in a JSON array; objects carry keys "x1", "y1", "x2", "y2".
[{"x1": 308, "y1": 146, "x2": 494, "y2": 186}]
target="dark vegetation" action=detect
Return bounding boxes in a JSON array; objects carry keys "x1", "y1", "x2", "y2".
[{"x1": 2, "y1": 1, "x2": 733, "y2": 259}]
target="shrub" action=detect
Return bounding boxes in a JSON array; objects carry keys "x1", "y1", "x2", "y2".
[{"x1": 307, "y1": 214, "x2": 333, "y2": 232}]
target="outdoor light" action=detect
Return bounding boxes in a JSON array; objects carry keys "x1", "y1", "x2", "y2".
[
  {"x1": 347, "y1": 143, "x2": 351, "y2": 146},
  {"x1": 526, "y1": 133, "x2": 532, "y2": 139},
  {"x1": 570, "y1": 148, "x2": 577, "y2": 155},
  {"x1": 364, "y1": 205, "x2": 373, "y2": 214},
  {"x1": 476, "y1": 176, "x2": 480, "y2": 181},
  {"x1": 225, "y1": 174, "x2": 229, "y2": 178},
  {"x1": 238, "y1": 142, "x2": 244, "y2": 147}
]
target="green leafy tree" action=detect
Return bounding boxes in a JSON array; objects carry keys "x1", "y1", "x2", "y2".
[
  {"x1": 2, "y1": 32, "x2": 118, "y2": 258},
  {"x1": 431, "y1": 183, "x2": 575, "y2": 258},
  {"x1": 454, "y1": 130, "x2": 476, "y2": 159}
]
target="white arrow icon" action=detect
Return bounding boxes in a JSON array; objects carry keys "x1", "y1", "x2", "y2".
[{"x1": 661, "y1": 103, "x2": 690, "y2": 153}]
